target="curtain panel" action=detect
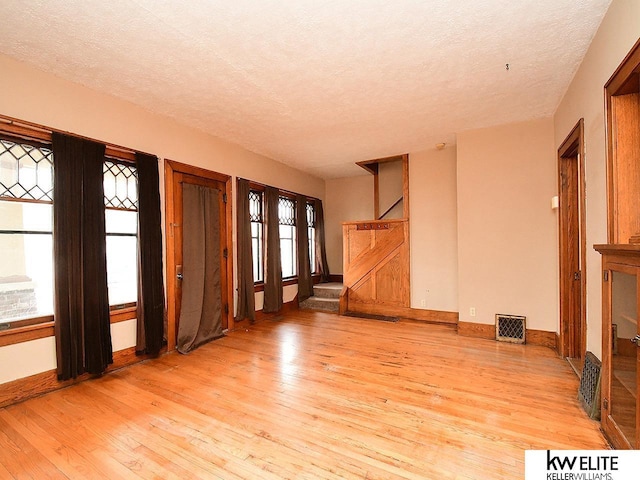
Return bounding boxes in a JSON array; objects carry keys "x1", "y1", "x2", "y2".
[
  {"x1": 263, "y1": 186, "x2": 283, "y2": 313},
  {"x1": 235, "y1": 179, "x2": 255, "y2": 322},
  {"x1": 314, "y1": 199, "x2": 331, "y2": 283},
  {"x1": 135, "y1": 152, "x2": 165, "y2": 355},
  {"x1": 52, "y1": 132, "x2": 112, "y2": 380},
  {"x1": 176, "y1": 184, "x2": 223, "y2": 353},
  {"x1": 296, "y1": 195, "x2": 313, "y2": 301}
]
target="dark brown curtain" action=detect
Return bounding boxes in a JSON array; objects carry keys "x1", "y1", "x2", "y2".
[
  {"x1": 135, "y1": 152, "x2": 165, "y2": 355},
  {"x1": 235, "y1": 179, "x2": 255, "y2": 322},
  {"x1": 52, "y1": 132, "x2": 112, "y2": 380},
  {"x1": 177, "y1": 184, "x2": 224, "y2": 353},
  {"x1": 314, "y1": 199, "x2": 331, "y2": 283},
  {"x1": 263, "y1": 186, "x2": 282, "y2": 313},
  {"x1": 296, "y1": 195, "x2": 313, "y2": 301}
]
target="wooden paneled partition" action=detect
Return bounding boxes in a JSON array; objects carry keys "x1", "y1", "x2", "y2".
[{"x1": 342, "y1": 219, "x2": 410, "y2": 315}]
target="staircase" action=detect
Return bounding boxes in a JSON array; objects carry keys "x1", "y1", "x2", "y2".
[{"x1": 299, "y1": 282, "x2": 342, "y2": 313}]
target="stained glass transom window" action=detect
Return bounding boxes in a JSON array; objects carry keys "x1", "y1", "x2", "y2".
[
  {"x1": 103, "y1": 160, "x2": 138, "y2": 211},
  {"x1": 278, "y1": 196, "x2": 295, "y2": 226},
  {"x1": 0, "y1": 139, "x2": 53, "y2": 202}
]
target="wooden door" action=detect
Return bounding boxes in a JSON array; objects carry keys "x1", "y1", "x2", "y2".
[
  {"x1": 174, "y1": 173, "x2": 228, "y2": 334},
  {"x1": 165, "y1": 160, "x2": 233, "y2": 351},
  {"x1": 558, "y1": 119, "x2": 586, "y2": 362}
]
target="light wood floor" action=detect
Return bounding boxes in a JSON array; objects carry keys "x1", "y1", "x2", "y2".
[{"x1": 0, "y1": 311, "x2": 608, "y2": 479}]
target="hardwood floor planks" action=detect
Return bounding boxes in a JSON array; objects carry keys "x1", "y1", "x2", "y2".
[{"x1": 0, "y1": 311, "x2": 607, "y2": 479}]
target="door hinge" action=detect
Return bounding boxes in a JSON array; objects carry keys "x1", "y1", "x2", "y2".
[
  {"x1": 223, "y1": 247, "x2": 228, "y2": 259},
  {"x1": 224, "y1": 304, "x2": 229, "y2": 314},
  {"x1": 223, "y1": 193, "x2": 227, "y2": 203},
  {"x1": 603, "y1": 271, "x2": 609, "y2": 282},
  {"x1": 574, "y1": 271, "x2": 581, "y2": 281},
  {"x1": 603, "y1": 398, "x2": 608, "y2": 410}
]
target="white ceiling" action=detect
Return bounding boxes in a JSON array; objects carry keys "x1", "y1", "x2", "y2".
[{"x1": 0, "y1": 0, "x2": 612, "y2": 178}]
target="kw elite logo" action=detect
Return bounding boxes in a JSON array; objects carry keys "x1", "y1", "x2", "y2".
[
  {"x1": 525, "y1": 450, "x2": 639, "y2": 480},
  {"x1": 545, "y1": 450, "x2": 617, "y2": 480}
]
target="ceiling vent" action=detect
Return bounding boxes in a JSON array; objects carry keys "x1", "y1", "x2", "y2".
[{"x1": 495, "y1": 314, "x2": 526, "y2": 344}]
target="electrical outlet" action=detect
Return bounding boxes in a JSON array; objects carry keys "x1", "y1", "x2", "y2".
[
  {"x1": 470, "y1": 307, "x2": 476, "y2": 317},
  {"x1": 420, "y1": 299, "x2": 426, "y2": 307}
]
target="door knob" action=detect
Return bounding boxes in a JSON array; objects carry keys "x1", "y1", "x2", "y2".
[
  {"x1": 177, "y1": 273, "x2": 183, "y2": 281},
  {"x1": 632, "y1": 335, "x2": 640, "y2": 345}
]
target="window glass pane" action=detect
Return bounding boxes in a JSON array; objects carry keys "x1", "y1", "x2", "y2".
[
  {"x1": 251, "y1": 220, "x2": 264, "y2": 282},
  {"x1": 280, "y1": 224, "x2": 296, "y2": 278},
  {"x1": 0, "y1": 202, "x2": 53, "y2": 323},
  {"x1": 306, "y1": 202, "x2": 316, "y2": 274},
  {"x1": 0, "y1": 200, "x2": 52, "y2": 231},
  {"x1": 105, "y1": 208, "x2": 137, "y2": 234},
  {"x1": 308, "y1": 226, "x2": 316, "y2": 274},
  {"x1": 106, "y1": 209, "x2": 137, "y2": 306},
  {"x1": 106, "y1": 234, "x2": 137, "y2": 306}
]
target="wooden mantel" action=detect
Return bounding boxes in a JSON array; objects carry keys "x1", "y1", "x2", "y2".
[{"x1": 594, "y1": 243, "x2": 640, "y2": 258}]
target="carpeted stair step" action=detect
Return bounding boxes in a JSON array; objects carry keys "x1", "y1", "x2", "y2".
[
  {"x1": 299, "y1": 296, "x2": 339, "y2": 313},
  {"x1": 312, "y1": 282, "x2": 343, "y2": 299}
]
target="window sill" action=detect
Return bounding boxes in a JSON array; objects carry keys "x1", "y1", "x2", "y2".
[
  {"x1": 110, "y1": 305, "x2": 137, "y2": 323},
  {"x1": 0, "y1": 306, "x2": 138, "y2": 347},
  {"x1": 0, "y1": 320, "x2": 54, "y2": 347}
]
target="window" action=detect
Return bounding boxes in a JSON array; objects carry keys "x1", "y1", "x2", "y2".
[
  {"x1": 278, "y1": 196, "x2": 296, "y2": 278},
  {"x1": 0, "y1": 138, "x2": 54, "y2": 326},
  {"x1": 103, "y1": 160, "x2": 138, "y2": 307},
  {"x1": 246, "y1": 182, "x2": 320, "y2": 285},
  {"x1": 249, "y1": 189, "x2": 264, "y2": 283},
  {"x1": 307, "y1": 201, "x2": 316, "y2": 274}
]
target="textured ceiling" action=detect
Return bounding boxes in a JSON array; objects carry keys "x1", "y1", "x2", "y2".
[{"x1": 0, "y1": 0, "x2": 611, "y2": 178}]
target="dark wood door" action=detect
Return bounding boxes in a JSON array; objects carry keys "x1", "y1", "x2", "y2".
[
  {"x1": 558, "y1": 120, "x2": 586, "y2": 363},
  {"x1": 164, "y1": 160, "x2": 233, "y2": 352}
]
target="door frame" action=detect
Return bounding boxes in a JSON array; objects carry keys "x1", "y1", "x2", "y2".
[
  {"x1": 164, "y1": 159, "x2": 234, "y2": 351},
  {"x1": 557, "y1": 118, "x2": 587, "y2": 359}
]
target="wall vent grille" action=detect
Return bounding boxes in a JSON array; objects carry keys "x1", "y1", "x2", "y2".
[
  {"x1": 495, "y1": 314, "x2": 526, "y2": 344},
  {"x1": 578, "y1": 351, "x2": 601, "y2": 420}
]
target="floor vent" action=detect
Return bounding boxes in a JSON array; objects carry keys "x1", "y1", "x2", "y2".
[
  {"x1": 578, "y1": 352, "x2": 601, "y2": 420},
  {"x1": 495, "y1": 314, "x2": 526, "y2": 344}
]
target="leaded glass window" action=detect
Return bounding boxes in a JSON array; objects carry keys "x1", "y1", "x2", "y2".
[
  {"x1": 249, "y1": 190, "x2": 264, "y2": 282},
  {"x1": 103, "y1": 159, "x2": 138, "y2": 307},
  {"x1": 0, "y1": 138, "x2": 54, "y2": 325},
  {"x1": 278, "y1": 196, "x2": 296, "y2": 278},
  {"x1": 307, "y1": 202, "x2": 316, "y2": 274}
]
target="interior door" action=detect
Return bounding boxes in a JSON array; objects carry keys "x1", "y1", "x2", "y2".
[
  {"x1": 558, "y1": 120, "x2": 586, "y2": 367},
  {"x1": 174, "y1": 173, "x2": 228, "y2": 338},
  {"x1": 165, "y1": 159, "x2": 232, "y2": 352}
]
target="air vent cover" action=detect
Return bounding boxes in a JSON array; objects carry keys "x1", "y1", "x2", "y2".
[
  {"x1": 495, "y1": 314, "x2": 526, "y2": 344},
  {"x1": 578, "y1": 351, "x2": 601, "y2": 420}
]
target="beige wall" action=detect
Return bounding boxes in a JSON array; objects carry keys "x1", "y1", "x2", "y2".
[
  {"x1": 378, "y1": 159, "x2": 403, "y2": 219},
  {"x1": 324, "y1": 175, "x2": 374, "y2": 274},
  {"x1": 0, "y1": 53, "x2": 324, "y2": 385},
  {"x1": 553, "y1": 0, "x2": 640, "y2": 359},
  {"x1": 457, "y1": 118, "x2": 558, "y2": 332},
  {"x1": 409, "y1": 146, "x2": 458, "y2": 312}
]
